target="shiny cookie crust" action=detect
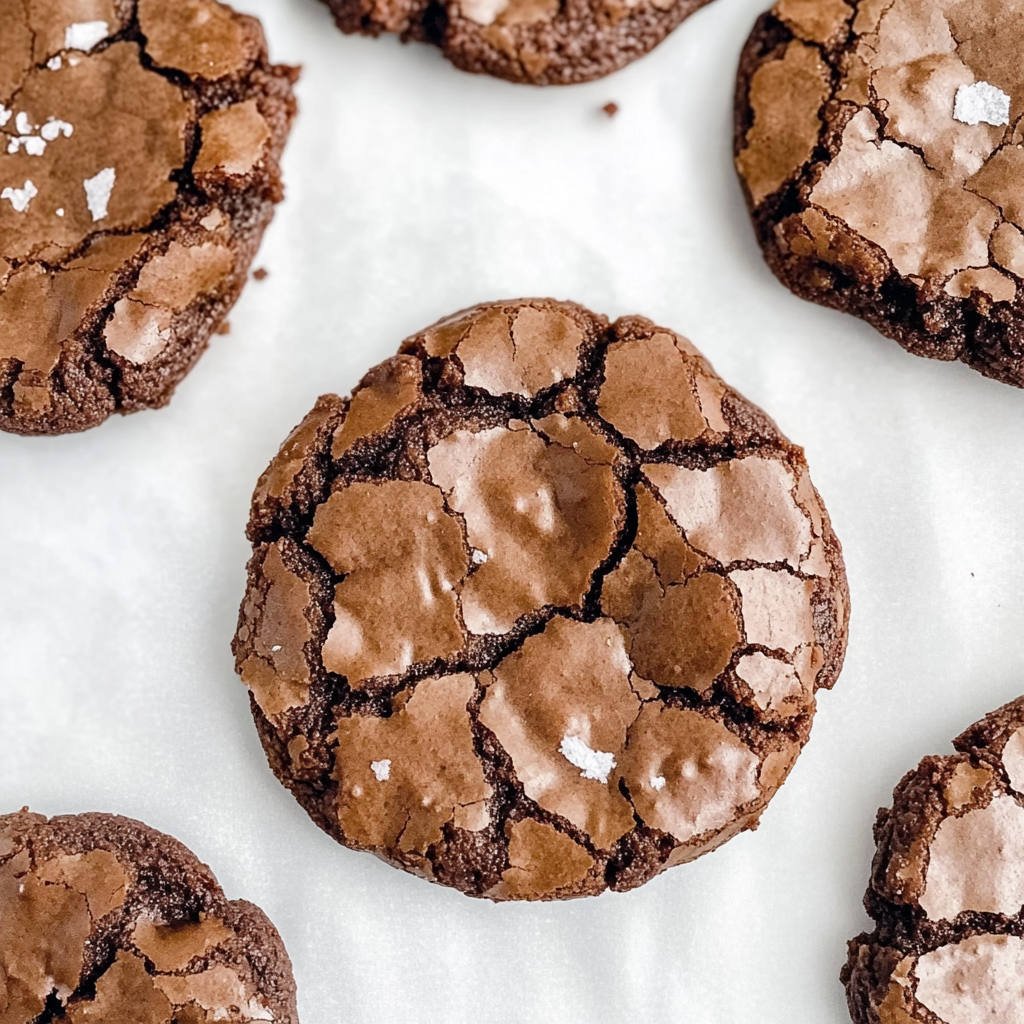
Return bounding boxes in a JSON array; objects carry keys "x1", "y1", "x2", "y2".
[
  {"x1": 233, "y1": 298, "x2": 849, "y2": 901},
  {"x1": 734, "y1": 0, "x2": 1024, "y2": 388},
  {"x1": 0, "y1": 809, "x2": 298, "y2": 1024},
  {"x1": 0, "y1": 0, "x2": 297, "y2": 435},
  {"x1": 843, "y1": 696, "x2": 1024, "y2": 1024}
]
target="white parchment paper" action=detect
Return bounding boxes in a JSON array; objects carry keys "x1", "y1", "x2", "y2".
[{"x1": 3, "y1": 0, "x2": 1024, "y2": 1021}]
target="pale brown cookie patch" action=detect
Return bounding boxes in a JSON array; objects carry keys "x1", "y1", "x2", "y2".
[
  {"x1": 234, "y1": 298, "x2": 849, "y2": 900},
  {"x1": 843, "y1": 697, "x2": 1024, "y2": 1024},
  {"x1": 0, "y1": 0, "x2": 297, "y2": 435},
  {"x1": 735, "y1": 0, "x2": 1024, "y2": 387},
  {"x1": 0, "y1": 809, "x2": 298, "y2": 1024}
]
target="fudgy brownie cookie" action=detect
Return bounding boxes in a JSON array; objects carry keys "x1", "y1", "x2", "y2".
[
  {"x1": 734, "y1": 0, "x2": 1024, "y2": 388},
  {"x1": 0, "y1": 0, "x2": 297, "y2": 435},
  {"x1": 233, "y1": 298, "x2": 849, "y2": 900},
  {"x1": 843, "y1": 696, "x2": 1024, "y2": 1024},
  {"x1": 318, "y1": 0, "x2": 713, "y2": 85},
  {"x1": 0, "y1": 808, "x2": 298, "y2": 1023}
]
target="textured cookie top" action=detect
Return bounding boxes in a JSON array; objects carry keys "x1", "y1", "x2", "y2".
[
  {"x1": 843, "y1": 696, "x2": 1024, "y2": 1024},
  {"x1": 0, "y1": 809, "x2": 298, "y2": 1024},
  {"x1": 319, "y1": 0, "x2": 713, "y2": 86},
  {"x1": 234, "y1": 299, "x2": 849, "y2": 900},
  {"x1": 734, "y1": 0, "x2": 1024, "y2": 386},
  {"x1": 0, "y1": 0, "x2": 296, "y2": 434}
]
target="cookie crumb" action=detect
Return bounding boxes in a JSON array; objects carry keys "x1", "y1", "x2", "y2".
[
  {"x1": 253, "y1": 267, "x2": 268, "y2": 280},
  {"x1": 216, "y1": 320, "x2": 231, "y2": 335},
  {"x1": 602, "y1": 102, "x2": 619, "y2": 117}
]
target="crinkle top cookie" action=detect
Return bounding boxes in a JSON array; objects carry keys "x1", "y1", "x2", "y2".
[
  {"x1": 233, "y1": 298, "x2": 849, "y2": 900},
  {"x1": 0, "y1": 0, "x2": 297, "y2": 435},
  {"x1": 319, "y1": 0, "x2": 714, "y2": 85},
  {"x1": 844, "y1": 695, "x2": 1024, "y2": 1024},
  {"x1": 0, "y1": 809, "x2": 298, "y2": 1024},
  {"x1": 734, "y1": 0, "x2": 1024, "y2": 388}
]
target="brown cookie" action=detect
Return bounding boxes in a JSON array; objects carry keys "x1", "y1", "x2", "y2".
[
  {"x1": 0, "y1": 808, "x2": 298, "y2": 1024},
  {"x1": 233, "y1": 298, "x2": 849, "y2": 901},
  {"x1": 734, "y1": 0, "x2": 1024, "y2": 388},
  {"x1": 318, "y1": 0, "x2": 713, "y2": 85},
  {"x1": 0, "y1": 0, "x2": 297, "y2": 436},
  {"x1": 843, "y1": 696, "x2": 1024, "y2": 1024}
]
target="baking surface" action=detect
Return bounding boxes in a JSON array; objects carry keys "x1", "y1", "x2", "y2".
[{"x1": 2, "y1": 0, "x2": 1024, "y2": 1021}]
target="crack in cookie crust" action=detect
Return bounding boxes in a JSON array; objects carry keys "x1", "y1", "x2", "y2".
[{"x1": 233, "y1": 298, "x2": 850, "y2": 900}]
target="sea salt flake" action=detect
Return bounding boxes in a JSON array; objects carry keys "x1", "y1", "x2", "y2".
[
  {"x1": 371, "y1": 759, "x2": 391, "y2": 782},
  {"x1": 65, "y1": 21, "x2": 109, "y2": 51},
  {"x1": 15, "y1": 112, "x2": 32, "y2": 135},
  {"x1": 471, "y1": 548, "x2": 488, "y2": 564},
  {"x1": 55, "y1": 208, "x2": 64, "y2": 216},
  {"x1": 84, "y1": 167, "x2": 115, "y2": 221},
  {"x1": 16, "y1": 137, "x2": 47, "y2": 156},
  {"x1": 1, "y1": 180, "x2": 38, "y2": 212},
  {"x1": 650, "y1": 775, "x2": 667, "y2": 791},
  {"x1": 559, "y1": 734, "x2": 616, "y2": 784},
  {"x1": 0, "y1": 106, "x2": 11, "y2": 127},
  {"x1": 40, "y1": 118, "x2": 73, "y2": 142},
  {"x1": 954, "y1": 81, "x2": 1011, "y2": 127},
  {"x1": 47, "y1": 56, "x2": 62, "y2": 70}
]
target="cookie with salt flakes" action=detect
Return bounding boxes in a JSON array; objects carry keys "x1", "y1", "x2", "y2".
[
  {"x1": 0, "y1": 0, "x2": 296, "y2": 435},
  {"x1": 734, "y1": 0, "x2": 1024, "y2": 388},
  {"x1": 233, "y1": 298, "x2": 849, "y2": 900}
]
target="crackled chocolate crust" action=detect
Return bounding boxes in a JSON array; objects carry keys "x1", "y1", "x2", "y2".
[
  {"x1": 319, "y1": 0, "x2": 712, "y2": 85},
  {"x1": 843, "y1": 696, "x2": 1024, "y2": 1024},
  {"x1": 233, "y1": 298, "x2": 849, "y2": 901},
  {"x1": 0, "y1": 0, "x2": 297, "y2": 436},
  {"x1": 0, "y1": 809, "x2": 298, "y2": 1024},
  {"x1": 734, "y1": 0, "x2": 1024, "y2": 388}
]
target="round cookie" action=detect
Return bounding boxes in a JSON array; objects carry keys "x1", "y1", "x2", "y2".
[
  {"x1": 233, "y1": 298, "x2": 849, "y2": 900},
  {"x1": 0, "y1": 0, "x2": 297, "y2": 435},
  {"x1": 318, "y1": 0, "x2": 713, "y2": 85},
  {"x1": 734, "y1": 0, "x2": 1024, "y2": 388},
  {"x1": 843, "y1": 696, "x2": 1024, "y2": 1024},
  {"x1": 0, "y1": 808, "x2": 298, "y2": 1023}
]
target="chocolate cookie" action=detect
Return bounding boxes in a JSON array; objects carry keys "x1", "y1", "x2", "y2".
[
  {"x1": 0, "y1": 808, "x2": 298, "y2": 1023},
  {"x1": 318, "y1": 0, "x2": 712, "y2": 85},
  {"x1": 843, "y1": 696, "x2": 1024, "y2": 1024},
  {"x1": 734, "y1": 0, "x2": 1024, "y2": 388},
  {"x1": 233, "y1": 298, "x2": 849, "y2": 900},
  {"x1": 0, "y1": 0, "x2": 297, "y2": 436}
]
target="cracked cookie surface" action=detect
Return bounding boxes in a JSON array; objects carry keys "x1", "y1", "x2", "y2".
[
  {"x1": 318, "y1": 0, "x2": 713, "y2": 85},
  {"x1": 233, "y1": 298, "x2": 849, "y2": 900},
  {"x1": 734, "y1": 0, "x2": 1024, "y2": 388},
  {"x1": 843, "y1": 696, "x2": 1024, "y2": 1024},
  {"x1": 0, "y1": 808, "x2": 298, "y2": 1024},
  {"x1": 0, "y1": 0, "x2": 297, "y2": 436}
]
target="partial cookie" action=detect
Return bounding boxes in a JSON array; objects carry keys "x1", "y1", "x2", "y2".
[
  {"x1": 0, "y1": 0, "x2": 297, "y2": 435},
  {"x1": 0, "y1": 808, "x2": 298, "y2": 1023},
  {"x1": 233, "y1": 298, "x2": 849, "y2": 900},
  {"x1": 843, "y1": 696, "x2": 1024, "y2": 1024},
  {"x1": 319, "y1": 0, "x2": 713, "y2": 85},
  {"x1": 734, "y1": 0, "x2": 1024, "y2": 388}
]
